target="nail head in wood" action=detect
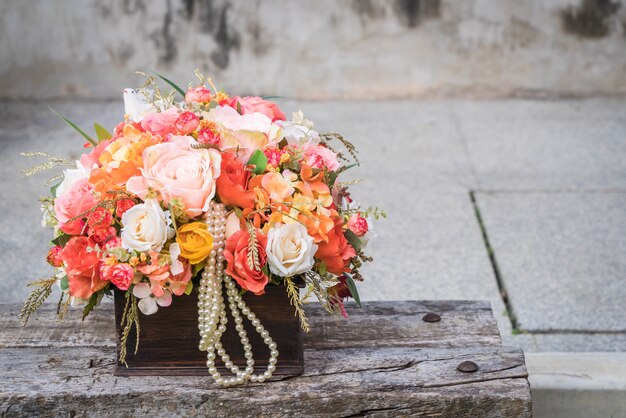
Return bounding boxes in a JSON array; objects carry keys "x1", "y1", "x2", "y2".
[
  {"x1": 422, "y1": 312, "x2": 441, "y2": 323},
  {"x1": 457, "y1": 360, "x2": 479, "y2": 373}
]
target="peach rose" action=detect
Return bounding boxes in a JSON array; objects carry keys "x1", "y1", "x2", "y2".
[
  {"x1": 127, "y1": 136, "x2": 221, "y2": 218},
  {"x1": 100, "y1": 263, "x2": 134, "y2": 291},
  {"x1": 185, "y1": 86, "x2": 213, "y2": 103},
  {"x1": 228, "y1": 96, "x2": 286, "y2": 122},
  {"x1": 224, "y1": 229, "x2": 269, "y2": 295},
  {"x1": 62, "y1": 236, "x2": 108, "y2": 299},
  {"x1": 54, "y1": 178, "x2": 98, "y2": 235},
  {"x1": 140, "y1": 108, "x2": 179, "y2": 137},
  {"x1": 216, "y1": 152, "x2": 255, "y2": 209}
]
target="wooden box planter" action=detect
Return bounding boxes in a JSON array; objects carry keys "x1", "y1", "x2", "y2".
[{"x1": 113, "y1": 284, "x2": 304, "y2": 376}]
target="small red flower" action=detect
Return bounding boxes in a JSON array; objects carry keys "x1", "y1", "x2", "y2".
[
  {"x1": 88, "y1": 226, "x2": 117, "y2": 243},
  {"x1": 175, "y1": 111, "x2": 200, "y2": 135},
  {"x1": 46, "y1": 246, "x2": 64, "y2": 267},
  {"x1": 197, "y1": 127, "x2": 220, "y2": 145},
  {"x1": 87, "y1": 207, "x2": 113, "y2": 231},
  {"x1": 115, "y1": 199, "x2": 136, "y2": 218}
]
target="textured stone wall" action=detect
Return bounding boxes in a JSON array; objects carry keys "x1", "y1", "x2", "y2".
[{"x1": 1, "y1": 0, "x2": 626, "y2": 99}]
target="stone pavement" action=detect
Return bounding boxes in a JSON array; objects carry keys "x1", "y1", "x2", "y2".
[{"x1": 1, "y1": 98, "x2": 625, "y2": 416}]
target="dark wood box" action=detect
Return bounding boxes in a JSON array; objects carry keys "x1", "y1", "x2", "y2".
[{"x1": 113, "y1": 284, "x2": 304, "y2": 376}]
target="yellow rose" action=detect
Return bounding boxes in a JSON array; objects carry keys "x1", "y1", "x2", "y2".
[{"x1": 176, "y1": 222, "x2": 214, "y2": 264}]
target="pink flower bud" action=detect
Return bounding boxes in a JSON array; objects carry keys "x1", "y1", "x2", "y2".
[
  {"x1": 175, "y1": 111, "x2": 200, "y2": 135},
  {"x1": 347, "y1": 213, "x2": 368, "y2": 237}
]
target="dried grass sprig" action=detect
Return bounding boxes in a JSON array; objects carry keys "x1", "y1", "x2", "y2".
[
  {"x1": 20, "y1": 152, "x2": 74, "y2": 177},
  {"x1": 246, "y1": 222, "x2": 261, "y2": 271},
  {"x1": 285, "y1": 277, "x2": 310, "y2": 333},
  {"x1": 320, "y1": 133, "x2": 359, "y2": 163},
  {"x1": 19, "y1": 277, "x2": 56, "y2": 326},
  {"x1": 118, "y1": 291, "x2": 141, "y2": 367}
]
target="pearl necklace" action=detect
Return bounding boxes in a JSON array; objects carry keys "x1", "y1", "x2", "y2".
[{"x1": 198, "y1": 201, "x2": 279, "y2": 386}]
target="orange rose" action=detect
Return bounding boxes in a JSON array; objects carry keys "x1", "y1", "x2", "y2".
[
  {"x1": 315, "y1": 217, "x2": 356, "y2": 275},
  {"x1": 224, "y1": 229, "x2": 268, "y2": 295},
  {"x1": 216, "y1": 152, "x2": 256, "y2": 209},
  {"x1": 61, "y1": 236, "x2": 108, "y2": 299}
]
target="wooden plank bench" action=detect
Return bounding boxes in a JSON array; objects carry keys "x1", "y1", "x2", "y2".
[{"x1": 0, "y1": 301, "x2": 531, "y2": 417}]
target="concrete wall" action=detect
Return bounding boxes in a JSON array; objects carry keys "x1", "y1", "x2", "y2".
[{"x1": 1, "y1": 0, "x2": 626, "y2": 100}]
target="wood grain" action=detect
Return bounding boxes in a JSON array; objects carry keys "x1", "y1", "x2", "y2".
[{"x1": 0, "y1": 301, "x2": 531, "y2": 417}]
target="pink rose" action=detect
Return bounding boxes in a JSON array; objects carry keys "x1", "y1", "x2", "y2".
[
  {"x1": 127, "y1": 136, "x2": 221, "y2": 218},
  {"x1": 54, "y1": 178, "x2": 98, "y2": 235},
  {"x1": 175, "y1": 111, "x2": 199, "y2": 135},
  {"x1": 140, "y1": 108, "x2": 179, "y2": 137},
  {"x1": 100, "y1": 263, "x2": 134, "y2": 291},
  {"x1": 185, "y1": 86, "x2": 212, "y2": 103},
  {"x1": 304, "y1": 144, "x2": 340, "y2": 171},
  {"x1": 228, "y1": 96, "x2": 286, "y2": 121},
  {"x1": 347, "y1": 213, "x2": 368, "y2": 237}
]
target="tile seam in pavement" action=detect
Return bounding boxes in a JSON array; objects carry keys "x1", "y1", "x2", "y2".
[
  {"x1": 449, "y1": 103, "x2": 481, "y2": 190},
  {"x1": 468, "y1": 190, "x2": 520, "y2": 332}
]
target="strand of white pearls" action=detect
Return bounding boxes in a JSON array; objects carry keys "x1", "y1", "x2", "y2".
[{"x1": 197, "y1": 201, "x2": 279, "y2": 387}]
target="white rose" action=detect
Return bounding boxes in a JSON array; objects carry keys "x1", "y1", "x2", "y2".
[
  {"x1": 121, "y1": 198, "x2": 172, "y2": 252},
  {"x1": 56, "y1": 160, "x2": 92, "y2": 197},
  {"x1": 266, "y1": 223, "x2": 318, "y2": 277}
]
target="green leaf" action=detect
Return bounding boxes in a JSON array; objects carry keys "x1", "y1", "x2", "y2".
[
  {"x1": 184, "y1": 281, "x2": 194, "y2": 295},
  {"x1": 326, "y1": 171, "x2": 338, "y2": 186},
  {"x1": 154, "y1": 72, "x2": 185, "y2": 97},
  {"x1": 247, "y1": 149, "x2": 268, "y2": 174},
  {"x1": 49, "y1": 107, "x2": 97, "y2": 146},
  {"x1": 318, "y1": 261, "x2": 327, "y2": 275},
  {"x1": 340, "y1": 163, "x2": 359, "y2": 173},
  {"x1": 60, "y1": 276, "x2": 69, "y2": 291},
  {"x1": 51, "y1": 234, "x2": 72, "y2": 247},
  {"x1": 82, "y1": 292, "x2": 100, "y2": 320},
  {"x1": 50, "y1": 180, "x2": 62, "y2": 197},
  {"x1": 344, "y1": 229, "x2": 362, "y2": 251},
  {"x1": 94, "y1": 123, "x2": 112, "y2": 141},
  {"x1": 344, "y1": 275, "x2": 362, "y2": 308},
  {"x1": 192, "y1": 261, "x2": 206, "y2": 277},
  {"x1": 261, "y1": 95, "x2": 284, "y2": 100}
]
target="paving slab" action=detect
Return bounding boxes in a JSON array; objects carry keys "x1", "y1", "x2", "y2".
[
  {"x1": 453, "y1": 99, "x2": 626, "y2": 191},
  {"x1": 475, "y1": 191, "x2": 626, "y2": 333},
  {"x1": 527, "y1": 352, "x2": 626, "y2": 418}
]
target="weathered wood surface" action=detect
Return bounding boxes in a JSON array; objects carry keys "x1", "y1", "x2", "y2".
[{"x1": 0, "y1": 301, "x2": 531, "y2": 417}]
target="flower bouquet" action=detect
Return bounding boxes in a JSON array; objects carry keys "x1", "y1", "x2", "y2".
[{"x1": 21, "y1": 72, "x2": 381, "y2": 386}]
